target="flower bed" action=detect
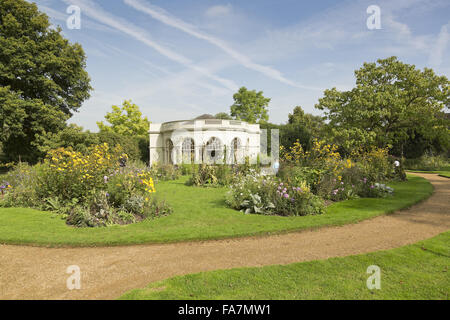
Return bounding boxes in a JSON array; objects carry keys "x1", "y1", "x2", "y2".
[
  {"x1": 226, "y1": 139, "x2": 404, "y2": 217},
  {"x1": 0, "y1": 144, "x2": 172, "y2": 227},
  {"x1": 225, "y1": 172, "x2": 325, "y2": 216}
]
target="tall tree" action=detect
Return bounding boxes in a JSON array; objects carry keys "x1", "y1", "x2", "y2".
[
  {"x1": 97, "y1": 100, "x2": 150, "y2": 136},
  {"x1": 214, "y1": 112, "x2": 232, "y2": 120},
  {"x1": 230, "y1": 87, "x2": 270, "y2": 124},
  {"x1": 288, "y1": 106, "x2": 325, "y2": 138},
  {"x1": 315, "y1": 57, "x2": 450, "y2": 155},
  {"x1": 0, "y1": 0, "x2": 92, "y2": 162}
]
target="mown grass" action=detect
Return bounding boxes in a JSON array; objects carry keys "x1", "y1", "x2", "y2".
[
  {"x1": 0, "y1": 175, "x2": 433, "y2": 247},
  {"x1": 120, "y1": 232, "x2": 450, "y2": 300}
]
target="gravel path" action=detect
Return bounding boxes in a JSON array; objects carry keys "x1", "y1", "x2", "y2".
[{"x1": 0, "y1": 173, "x2": 448, "y2": 300}]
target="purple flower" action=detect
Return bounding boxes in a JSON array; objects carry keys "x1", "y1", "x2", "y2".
[
  {"x1": 370, "y1": 185, "x2": 374, "y2": 189},
  {"x1": 341, "y1": 182, "x2": 344, "y2": 185},
  {"x1": 284, "y1": 193, "x2": 289, "y2": 199},
  {"x1": 363, "y1": 178, "x2": 367, "y2": 183}
]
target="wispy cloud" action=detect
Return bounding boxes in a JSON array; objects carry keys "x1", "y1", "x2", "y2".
[
  {"x1": 62, "y1": 0, "x2": 238, "y2": 91},
  {"x1": 429, "y1": 23, "x2": 450, "y2": 67},
  {"x1": 205, "y1": 4, "x2": 233, "y2": 18},
  {"x1": 124, "y1": 0, "x2": 320, "y2": 90}
]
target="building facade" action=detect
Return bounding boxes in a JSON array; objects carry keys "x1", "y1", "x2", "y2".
[{"x1": 149, "y1": 117, "x2": 261, "y2": 165}]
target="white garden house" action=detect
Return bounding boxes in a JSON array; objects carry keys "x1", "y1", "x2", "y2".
[{"x1": 149, "y1": 114, "x2": 261, "y2": 165}]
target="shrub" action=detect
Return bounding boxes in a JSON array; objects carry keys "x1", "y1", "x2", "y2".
[
  {"x1": 226, "y1": 172, "x2": 325, "y2": 216},
  {"x1": 351, "y1": 147, "x2": 391, "y2": 182},
  {"x1": 149, "y1": 163, "x2": 181, "y2": 181},
  {"x1": 1, "y1": 144, "x2": 172, "y2": 228},
  {"x1": 188, "y1": 164, "x2": 219, "y2": 186},
  {"x1": 36, "y1": 143, "x2": 125, "y2": 202},
  {"x1": 0, "y1": 162, "x2": 39, "y2": 207},
  {"x1": 277, "y1": 165, "x2": 325, "y2": 193},
  {"x1": 404, "y1": 154, "x2": 449, "y2": 171}
]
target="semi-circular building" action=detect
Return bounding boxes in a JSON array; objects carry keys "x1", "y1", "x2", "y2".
[{"x1": 149, "y1": 115, "x2": 261, "y2": 165}]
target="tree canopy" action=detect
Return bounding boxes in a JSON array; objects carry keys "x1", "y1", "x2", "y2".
[
  {"x1": 214, "y1": 112, "x2": 232, "y2": 120},
  {"x1": 97, "y1": 100, "x2": 150, "y2": 136},
  {"x1": 0, "y1": 0, "x2": 92, "y2": 162},
  {"x1": 288, "y1": 106, "x2": 325, "y2": 139},
  {"x1": 315, "y1": 57, "x2": 450, "y2": 155},
  {"x1": 230, "y1": 87, "x2": 270, "y2": 124}
]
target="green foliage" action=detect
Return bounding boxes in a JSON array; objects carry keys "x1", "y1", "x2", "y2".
[
  {"x1": 33, "y1": 125, "x2": 150, "y2": 164},
  {"x1": 1, "y1": 145, "x2": 171, "y2": 228},
  {"x1": 404, "y1": 154, "x2": 449, "y2": 171},
  {"x1": 0, "y1": 0, "x2": 92, "y2": 162},
  {"x1": 0, "y1": 87, "x2": 68, "y2": 162},
  {"x1": 280, "y1": 122, "x2": 312, "y2": 152},
  {"x1": 36, "y1": 124, "x2": 100, "y2": 156},
  {"x1": 187, "y1": 164, "x2": 219, "y2": 186},
  {"x1": 0, "y1": 176, "x2": 433, "y2": 246},
  {"x1": 278, "y1": 166, "x2": 325, "y2": 193},
  {"x1": 97, "y1": 100, "x2": 150, "y2": 136},
  {"x1": 214, "y1": 112, "x2": 232, "y2": 120},
  {"x1": 288, "y1": 106, "x2": 325, "y2": 138},
  {"x1": 226, "y1": 172, "x2": 325, "y2": 216},
  {"x1": 149, "y1": 163, "x2": 181, "y2": 182},
  {"x1": 230, "y1": 87, "x2": 270, "y2": 123},
  {"x1": 97, "y1": 131, "x2": 141, "y2": 163},
  {"x1": 0, "y1": 162, "x2": 39, "y2": 207},
  {"x1": 315, "y1": 57, "x2": 450, "y2": 155}
]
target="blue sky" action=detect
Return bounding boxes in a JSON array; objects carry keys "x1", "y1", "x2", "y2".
[{"x1": 31, "y1": 0, "x2": 450, "y2": 131}]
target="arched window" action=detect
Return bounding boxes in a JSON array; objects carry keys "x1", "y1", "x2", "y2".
[
  {"x1": 165, "y1": 139, "x2": 174, "y2": 164},
  {"x1": 182, "y1": 138, "x2": 195, "y2": 163},
  {"x1": 231, "y1": 137, "x2": 241, "y2": 164},
  {"x1": 206, "y1": 137, "x2": 222, "y2": 162}
]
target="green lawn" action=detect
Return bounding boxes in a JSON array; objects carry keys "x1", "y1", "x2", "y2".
[
  {"x1": 120, "y1": 231, "x2": 450, "y2": 300},
  {"x1": 0, "y1": 175, "x2": 433, "y2": 247}
]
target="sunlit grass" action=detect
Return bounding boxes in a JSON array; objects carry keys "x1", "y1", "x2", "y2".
[
  {"x1": 120, "y1": 232, "x2": 450, "y2": 300},
  {"x1": 0, "y1": 175, "x2": 432, "y2": 247}
]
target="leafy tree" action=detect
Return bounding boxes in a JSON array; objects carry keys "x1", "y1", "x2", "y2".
[
  {"x1": 280, "y1": 123, "x2": 312, "y2": 151},
  {"x1": 0, "y1": 0, "x2": 91, "y2": 114},
  {"x1": 0, "y1": 87, "x2": 68, "y2": 162},
  {"x1": 230, "y1": 87, "x2": 270, "y2": 124},
  {"x1": 315, "y1": 57, "x2": 450, "y2": 156},
  {"x1": 35, "y1": 124, "x2": 100, "y2": 155},
  {"x1": 214, "y1": 112, "x2": 232, "y2": 120},
  {"x1": 288, "y1": 106, "x2": 325, "y2": 139},
  {"x1": 0, "y1": 0, "x2": 92, "y2": 162},
  {"x1": 97, "y1": 100, "x2": 150, "y2": 136},
  {"x1": 35, "y1": 124, "x2": 150, "y2": 164}
]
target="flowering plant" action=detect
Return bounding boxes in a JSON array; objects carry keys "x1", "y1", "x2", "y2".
[{"x1": 226, "y1": 171, "x2": 324, "y2": 216}]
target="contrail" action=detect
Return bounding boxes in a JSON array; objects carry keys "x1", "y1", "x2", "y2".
[
  {"x1": 124, "y1": 0, "x2": 321, "y2": 90},
  {"x1": 62, "y1": 0, "x2": 238, "y2": 91}
]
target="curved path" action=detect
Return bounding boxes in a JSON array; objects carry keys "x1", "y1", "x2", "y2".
[{"x1": 0, "y1": 173, "x2": 449, "y2": 300}]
